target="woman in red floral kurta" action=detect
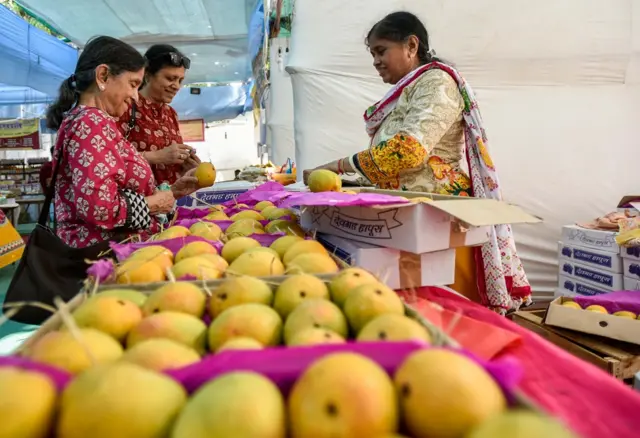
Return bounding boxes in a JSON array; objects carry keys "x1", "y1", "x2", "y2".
[
  {"x1": 118, "y1": 44, "x2": 200, "y2": 185},
  {"x1": 46, "y1": 36, "x2": 199, "y2": 249}
]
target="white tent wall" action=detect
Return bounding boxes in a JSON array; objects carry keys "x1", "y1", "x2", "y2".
[
  {"x1": 287, "y1": 0, "x2": 640, "y2": 297},
  {"x1": 266, "y1": 37, "x2": 296, "y2": 167}
]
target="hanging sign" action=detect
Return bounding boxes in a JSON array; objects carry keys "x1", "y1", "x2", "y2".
[
  {"x1": 179, "y1": 119, "x2": 205, "y2": 142},
  {"x1": 0, "y1": 119, "x2": 40, "y2": 150}
]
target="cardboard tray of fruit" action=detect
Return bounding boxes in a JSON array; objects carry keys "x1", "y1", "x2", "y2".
[
  {"x1": 16, "y1": 270, "x2": 458, "y2": 356},
  {"x1": 545, "y1": 293, "x2": 640, "y2": 345},
  {"x1": 3, "y1": 269, "x2": 576, "y2": 437},
  {"x1": 88, "y1": 193, "x2": 349, "y2": 284}
]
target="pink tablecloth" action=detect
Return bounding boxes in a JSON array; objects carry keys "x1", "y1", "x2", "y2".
[{"x1": 410, "y1": 286, "x2": 640, "y2": 438}]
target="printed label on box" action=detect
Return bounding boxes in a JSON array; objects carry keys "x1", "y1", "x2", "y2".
[
  {"x1": 176, "y1": 189, "x2": 247, "y2": 207},
  {"x1": 557, "y1": 241, "x2": 622, "y2": 272},
  {"x1": 561, "y1": 225, "x2": 619, "y2": 253},
  {"x1": 326, "y1": 209, "x2": 402, "y2": 240},
  {"x1": 558, "y1": 275, "x2": 610, "y2": 296},
  {"x1": 623, "y1": 258, "x2": 640, "y2": 279},
  {"x1": 560, "y1": 262, "x2": 616, "y2": 288},
  {"x1": 622, "y1": 246, "x2": 640, "y2": 260}
]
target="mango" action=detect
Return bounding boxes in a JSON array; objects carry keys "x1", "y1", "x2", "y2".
[
  {"x1": 209, "y1": 276, "x2": 273, "y2": 317},
  {"x1": 194, "y1": 162, "x2": 216, "y2": 187},
  {"x1": 26, "y1": 328, "x2": 123, "y2": 375},
  {"x1": 71, "y1": 296, "x2": 143, "y2": 342},
  {"x1": 172, "y1": 372, "x2": 285, "y2": 438},
  {"x1": 127, "y1": 311, "x2": 208, "y2": 355},
  {"x1": 307, "y1": 169, "x2": 342, "y2": 192},
  {"x1": 288, "y1": 352, "x2": 397, "y2": 437},
  {"x1": 121, "y1": 338, "x2": 200, "y2": 372},
  {"x1": 208, "y1": 303, "x2": 282, "y2": 352},
  {"x1": 56, "y1": 362, "x2": 186, "y2": 438},
  {"x1": 142, "y1": 282, "x2": 206, "y2": 318},
  {"x1": 0, "y1": 367, "x2": 57, "y2": 438}
]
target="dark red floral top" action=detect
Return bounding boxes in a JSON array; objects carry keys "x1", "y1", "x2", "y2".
[
  {"x1": 118, "y1": 95, "x2": 183, "y2": 185},
  {"x1": 53, "y1": 106, "x2": 160, "y2": 248}
]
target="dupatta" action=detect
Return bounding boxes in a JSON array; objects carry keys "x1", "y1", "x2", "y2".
[{"x1": 364, "y1": 62, "x2": 532, "y2": 312}]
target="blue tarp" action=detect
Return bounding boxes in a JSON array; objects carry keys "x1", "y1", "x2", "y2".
[
  {"x1": 248, "y1": 1, "x2": 265, "y2": 61},
  {"x1": 1, "y1": 84, "x2": 252, "y2": 123},
  {"x1": 172, "y1": 83, "x2": 253, "y2": 123},
  {"x1": 0, "y1": 5, "x2": 77, "y2": 97}
]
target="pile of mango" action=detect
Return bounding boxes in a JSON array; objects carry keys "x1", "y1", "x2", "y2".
[{"x1": 4, "y1": 267, "x2": 578, "y2": 438}]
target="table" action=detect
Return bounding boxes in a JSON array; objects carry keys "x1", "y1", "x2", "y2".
[
  {"x1": 413, "y1": 286, "x2": 640, "y2": 438},
  {"x1": 15, "y1": 196, "x2": 46, "y2": 222},
  {"x1": 0, "y1": 202, "x2": 20, "y2": 226}
]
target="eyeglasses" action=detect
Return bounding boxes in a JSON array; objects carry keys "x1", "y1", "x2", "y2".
[{"x1": 147, "y1": 52, "x2": 191, "y2": 69}]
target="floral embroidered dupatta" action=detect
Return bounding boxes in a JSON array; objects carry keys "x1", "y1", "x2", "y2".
[{"x1": 364, "y1": 62, "x2": 532, "y2": 312}]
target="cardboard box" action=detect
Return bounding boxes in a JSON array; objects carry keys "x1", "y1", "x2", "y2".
[
  {"x1": 623, "y1": 258, "x2": 640, "y2": 280},
  {"x1": 557, "y1": 241, "x2": 622, "y2": 273},
  {"x1": 176, "y1": 181, "x2": 255, "y2": 208},
  {"x1": 621, "y1": 246, "x2": 640, "y2": 261},
  {"x1": 558, "y1": 260, "x2": 623, "y2": 290},
  {"x1": 561, "y1": 225, "x2": 619, "y2": 254},
  {"x1": 556, "y1": 274, "x2": 612, "y2": 298},
  {"x1": 624, "y1": 276, "x2": 640, "y2": 291},
  {"x1": 545, "y1": 297, "x2": 640, "y2": 346},
  {"x1": 316, "y1": 233, "x2": 455, "y2": 289},
  {"x1": 616, "y1": 196, "x2": 640, "y2": 218},
  {"x1": 300, "y1": 189, "x2": 540, "y2": 254}
]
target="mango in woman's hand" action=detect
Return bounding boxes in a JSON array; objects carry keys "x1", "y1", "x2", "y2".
[
  {"x1": 195, "y1": 163, "x2": 216, "y2": 188},
  {"x1": 308, "y1": 169, "x2": 342, "y2": 193}
]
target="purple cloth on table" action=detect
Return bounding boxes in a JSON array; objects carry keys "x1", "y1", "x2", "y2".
[{"x1": 574, "y1": 290, "x2": 640, "y2": 314}]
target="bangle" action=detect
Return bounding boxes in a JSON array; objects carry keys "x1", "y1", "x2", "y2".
[
  {"x1": 342, "y1": 157, "x2": 356, "y2": 176},
  {"x1": 336, "y1": 159, "x2": 344, "y2": 175}
]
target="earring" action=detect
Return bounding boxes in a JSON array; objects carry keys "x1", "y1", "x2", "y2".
[{"x1": 99, "y1": 85, "x2": 105, "y2": 91}]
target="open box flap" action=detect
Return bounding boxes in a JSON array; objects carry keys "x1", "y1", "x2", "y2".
[
  {"x1": 427, "y1": 199, "x2": 542, "y2": 226},
  {"x1": 618, "y1": 195, "x2": 640, "y2": 208}
]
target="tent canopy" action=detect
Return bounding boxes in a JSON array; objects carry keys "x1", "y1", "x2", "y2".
[
  {"x1": 0, "y1": 5, "x2": 77, "y2": 97},
  {"x1": 15, "y1": 0, "x2": 260, "y2": 84}
]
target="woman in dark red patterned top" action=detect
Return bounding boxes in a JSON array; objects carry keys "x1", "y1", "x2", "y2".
[
  {"x1": 118, "y1": 44, "x2": 201, "y2": 186},
  {"x1": 45, "y1": 36, "x2": 199, "y2": 248}
]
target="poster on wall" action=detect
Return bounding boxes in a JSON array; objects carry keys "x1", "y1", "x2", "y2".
[
  {"x1": 179, "y1": 119, "x2": 205, "y2": 142},
  {"x1": 0, "y1": 119, "x2": 40, "y2": 150}
]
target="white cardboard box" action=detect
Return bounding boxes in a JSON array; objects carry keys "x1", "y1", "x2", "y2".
[
  {"x1": 557, "y1": 274, "x2": 613, "y2": 297},
  {"x1": 624, "y1": 276, "x2": 640, "y2": 291},
  {"x1": 316, "y1": 233, "x2": 455, "y2": 290},
  {"x1": 545, "y1": 297, "x2": 640, "y2": 346},
  {"x1": 558, "y1": 260, "x2": 623, "y2": 290},
  {"x1": 300, "y1": 189, "x2": 540, "y2": 254},
  {"x1": 557, "y1": 241, "x2": 622, "y2": 273},
  {"x1": 176, "y1": 181, "x2": 255, "y2": 208},
  {"x1": 621, "y1": 246, "x2": 640, "y2": 261},
  {"x1": 561, "y1": 225, "x2": 619, "y2": 254},
  {"x1": 623, "y1": 258, "x2": 640, "y2": 281}
]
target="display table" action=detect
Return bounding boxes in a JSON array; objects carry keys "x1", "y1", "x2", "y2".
[
  {"x1": 0, "y1": 202, "x2": 20, "y2": 226},
  {"x1": 411, "y1": 286, "x2": 640, "y2": 438}
]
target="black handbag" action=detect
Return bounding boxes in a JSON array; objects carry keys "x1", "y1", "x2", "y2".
[{"x1": 3, "y1": 111, "x2": 119, "y2": 325}]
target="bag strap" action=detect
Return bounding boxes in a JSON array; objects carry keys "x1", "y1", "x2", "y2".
[
  {"x1": 124, "y1": 102, "x2": 137, "y2": 140},
  {"x1": 37, "y1": 109, "x2": 87, "y2": 227}
]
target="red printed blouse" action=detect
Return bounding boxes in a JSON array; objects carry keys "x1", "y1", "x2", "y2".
[
  {"x1": 53, "y1": 106, "x2": 160, "y2": 248},
  {"x1": 118, "y1": 95, "x2": 183, "y2": 185}
]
